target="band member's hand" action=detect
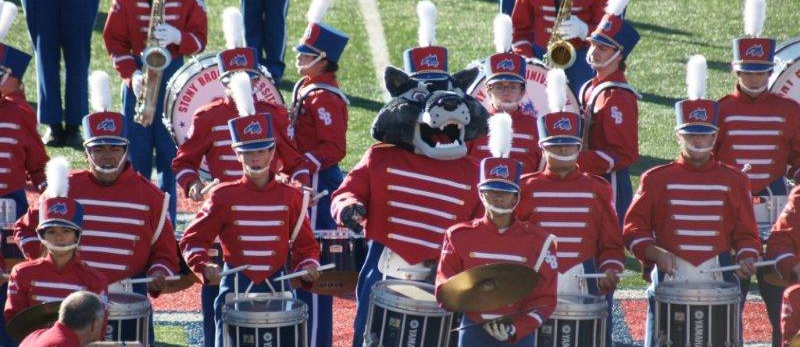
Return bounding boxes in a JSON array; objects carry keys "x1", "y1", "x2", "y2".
[
  {"x1": 154, "y1": 23, "x2": 182, "y2": 47},
  {"x1": 598, "y1": 269, "x2": 620, "y2": 293},
  {"x1": 204, "y1": 264, "x2": 222, "y2": 285},
  {"x1": 557, "y1": 16, "x2": 589, "y2": 40},
  {"x1": 483, "y1": 321, "x2": 516, "y2": 341},
  {"x1": 736, "y1": 257, "x2": 757, "y2": 279},
  {"x1": 646, "y1": 246, "x2": 676, "y2": 276},
  {"x1": 147, "y1": 270, "x2": 168, "y2": 292},
  {"x1": 300, "y1": 263, "x2": 320, "y2": 282},
  {"x1": 188, "y1": 180, "x2": 206, "y2": 201},
  {"x1": 132, "y1": 70, "x2": 144, "y2": 98},
  {"x1": 340, "y1": 203, "x2": 367, "y2": 233},
  {"x1": 292, "y1": 172, "x2": 311, "y2": 189}
]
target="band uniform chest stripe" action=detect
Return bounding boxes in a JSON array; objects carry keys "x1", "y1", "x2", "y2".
[
  {"x1": 0, "y1": 123, "x2": 20, "y2": 129},
  {"x1": 0, "y1": 168, "x2": 9, "y2": 174},
  {"x1": 469, "y1": 252, "x2": 527, "y2": 263},
  {"x1": 666, "y1": 184, "x2": 729, "y2": 191},
  {"x1": 83, "y1": 215, "x2": 144, "y2": 226},
  {"x1": 231, "y1": 205, "x2": 288, "y2": 212},
  {"x1": 212, "y1": 125, "x2": 229, "y2": 132},
  {"x1": 539, "y1": 221, "x2": 587, "y2": 228},
  {"x1": 668, "y1": 200, "x2": 724, "y2": 207},
  {"x1": 214, "y1": 140, "x2": 233, "y2": 147},
  {"x1": 387, "y1": 216, "x2": 445, "y2": 234},
  {"x1": 557, "y1": 237, "x2": 583, "y2": 243},
  {"x1": 76, "y1": 199, "x2": 150, "y2": 211},
  {"x1": 0, "y1": 137, "x2": 18, "y2": 144},
  {"x1": 84, "y1": 261, "x2": 127, "y2": 271},
  {"x1": 723, "y1": 115, "x2": 785, "y2": 122},
  {"x1": 220, "y1": 155, "x2": 237, "y2": 161},
  {"x1": 676, "y1": 229, "x2": 718, "y2": 237},
  {"x1": 387, "y1": 185, "x2": 464, "y2": 205},
  {"x1": 233, "y1": 220, "x2": 284, "y2": 227},
  {"x1": 238, "y1": 235, "x2": 280, "y2": 241},
  {"x1": 727, "y1": 130, "x2": 781, "y2": 136},
  {"x1": 0, "y1": 152, "x2": 11, "y2": 158},
  {"x1": 82, "y1": 230, "x2": 140, "y2": 241},
  {"x1": 387, "y1": 233, "x2": 441, "y2": 249},
  {"x1": 31, "y1": 281, "x2": 86, "y2": 291},
  {"x1": 242, "y1": 250, "x2": 275, "y2": 257},
  {"x1": 534, "y1": 206, "x2": 590, "y2": 213},
  {"x1": 388, "y1": 201, "x2": 456, "y2": 220},
  {"x1": 512, "y1": 133, "x2": 534, "y2": 140},
  {"x1": 748, "y1": 173, "x2": 771, "y2": 180},
  {"x1": 556, "y1": 252, "x2": 579, "y2": 258},
  {"x1": 164, "y1": 2, "x2": 182, "y2": 7},
  {"x1": 543, "y1": 15, "x2": 556, "y2": 22},
  {"x1": 679, "y1": 245, "x2": 714, "y2": 251},
  {"x1": 247, "y1": 265, "x2": 272, "y2": 271},
  {"x1": 672, "y1": 214, "x2": 722, "y2": 221},
  {"x1": 224, "y1": 170, "x2": 244, "y2": 176},
  {"x1": 735, "y1": 159, "x2": 774, "y2": 165},
  {"x1": 532, "y1": 192, "x2": 594, "y2": 198},
  {"x1": 732, "y1": 144, "x2": 776, "y2": 150},
  {"x1": 79, "y1": 245, "x2": 134, "y2": 255},
  {"x1": 386, "y1": 167, "x2": 472, "y2": 191}
]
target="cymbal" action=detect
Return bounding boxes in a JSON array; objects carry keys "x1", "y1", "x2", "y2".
[
  {"x1": 289, "y1": 270, "x2": 359, "y2": 297},
  {"x1": 437, "y1": 263, "x2": 539, "y2": 312},
  {"x1": 8, "y1": 301, "x2": 61, "y2": 342},
  {"x1": 790, "y1": 332, "x2": 800, "y2": 347}
]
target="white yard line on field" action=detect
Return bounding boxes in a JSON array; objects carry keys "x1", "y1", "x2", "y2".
[{"x1": 357, "y1": 0, "x2": 391, "y2": 101}]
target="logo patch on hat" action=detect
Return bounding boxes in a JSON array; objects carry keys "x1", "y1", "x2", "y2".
[
  {"x1": 48, "y1": 202, "x2": 68, "y2": 216},
  {"x1": 746, "y1": 44, "x2": 765, "y2": 58},
  {"x1": 689, "y1": 108, "x2": 708, "y2": 121},
  {"x1": 490, "y1": 165, "x2": 509, "y2": 178},
  {"x1": 230, "y1": 54, "x2": 248, "y2": 67},
  {"x1": 243, "y1": 121, "x2": 263, "y2": 135},
  {"x1": 420, "y1": 54, "x2": 440, "y2": 68},
  {"x1": 97, "y1": 118, "x2": 117, "y2": 132},
  {"x1": 497, "y1": 59, "x2": 515, "y2": 71},
  {"x1": 554, "y1": 117, "x2": 573, "y2": 131},
  {"x1": 602, "y1": 20, "x2": 612, "y2": 32}
]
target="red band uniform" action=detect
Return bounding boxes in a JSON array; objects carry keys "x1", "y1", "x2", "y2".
[{"x1": 767, "y1": 186, "x2": 800, "y2": 347}]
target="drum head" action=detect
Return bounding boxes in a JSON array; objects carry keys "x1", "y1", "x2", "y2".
[
  {"x1": 654, "y1": 281, "x2": 740, "y2": 305},
  {"x1": 468, "y1": 58, "x2": 580, "y2": 117},
  {"x1": 223, "y1": 297, "x2": 307, "y2": 327},
  {"x1": 770, "y1": 37, "x2": 800, "y2": 104},
  {"x1": 107, "y1": 292, "x2": 151, "y2": 319},
  {"x1": 372, "y1": 280, "x2": 446, "y2": 316},
  {"x1": 552, "y1": 294, "x2": 607, "y2": 319}
]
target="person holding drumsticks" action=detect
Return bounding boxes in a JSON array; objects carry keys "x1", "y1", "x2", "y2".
[
  {"x1": 5, "y1": 157, "x2": 108, "y2": 325},
  {"x1": 14, "y1": 71, "x2": 179, "y2": 346},
  {"x1": 713, "y1": 2, "x2": 800, "y2": 345},
  {"x1": 436, "y1": 112, "x2": 558, "y2": 346},
  {"x1": 468, "y1": 14, "x2": 542, "y2": 174},
  {"x1": 623, "y1": 55, "x2": 761, "y2": 347},
  {"x1": 516, "y1": 68, "x2": 624, "y2": 347},
  {"x1": 179, "y1": 111, "x2": 321, "y2": 347}
]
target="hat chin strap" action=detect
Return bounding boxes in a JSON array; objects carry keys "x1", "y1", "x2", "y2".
[
  {"x1": 739, "y1": 82, "x2": 768, "y2": 94},
  {"x1": 86, "y1": 147, "x2": 128, "y2": 174},
  {"x1": 295, "y1": 53, "x2": 325, "y2": 71},
  {"x1": 492, "y1": 101, "x2": 521, "y2": 112},
  {"x1": 586, "y1": 48, "x2": 621, "y2": 69},
  {"x1": 40, "y1": 240, "x2": 78, "y2": 252},
  {"x1": 543, "y1": 144, "x2": 582, "y2": 161},
  {"x1": 684, "y1": 143, "x2": 714, "y2": 153},
  {"x1": 479, "y1": 194, "x2": 519, "y2": 214}
]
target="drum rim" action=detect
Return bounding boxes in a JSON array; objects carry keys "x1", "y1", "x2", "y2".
[
  {"x1": 371, "y1": 280, "x2": 446, "y2": 314},
  {"x1": 550, "y1": 294, "x2": 608, "y2": 318},
  {"x1": 107, "y1": 292, "x2": 151, "y2": 316},
  {"x1": 222, "y1": 297, "x2": 308, "y2": 325},
  {"x1": 654, "y1": 281, "x2": 740, "y2": 304}
]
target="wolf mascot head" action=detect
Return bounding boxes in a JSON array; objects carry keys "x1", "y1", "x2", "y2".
[{"x1": 371, "y1": 66, "x2": 489, "y2": 160}]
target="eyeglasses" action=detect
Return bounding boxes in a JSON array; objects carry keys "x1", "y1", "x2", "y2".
[{"x1": 488, "y1": 84, "x2": 523, "y2": 92}]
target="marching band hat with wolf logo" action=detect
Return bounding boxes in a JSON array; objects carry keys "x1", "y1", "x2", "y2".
[
  {"x1": 82, "y1": 112, "x2": 128, "y2": 147},
  {"x1": 228, "y1": 113, "x2": 275, "y2": 151},
  {"x1": 732, "y1": 0, "x2": 774, "y2": 72}
]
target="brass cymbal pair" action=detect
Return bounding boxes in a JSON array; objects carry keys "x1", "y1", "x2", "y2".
[{"x1": 436, "y1": 263, "x2": 540, "y2": 313}]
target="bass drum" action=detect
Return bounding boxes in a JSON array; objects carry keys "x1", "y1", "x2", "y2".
[
  {"x1": 769, "y1": 36, "x2": 800, "y2": 104},
  {"x1": 467, "y1": 58, "x2": 580, "y2": 118},
  {"x1": 163, "y1": 53, "x2": 284, "y2": 174}
]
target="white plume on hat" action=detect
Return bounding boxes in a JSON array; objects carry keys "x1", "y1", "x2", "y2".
[
  {"x1": 686, "y1": 55, "x2": 707, "y2": 100},
  {"x1": 222, "y1": 7, "x2": 245, "y2": 49},
  {"x1": 0, "y1": 1, "x2": 18, "y2": 41},
  {"x1": 743, "y1": 0, "x2": 766, "y2": 37},
  {"x1": 229, "y1": 72, "x2": 255, "y2": 117},
  {"x1": 488, "y1": 113, "x2": 514, "y2": 158},
  {"x1": 546, "y1": 69, "x2": 568, "y2": 113},
  {"x1": 493, "y1": 14, "x2": 513, "y2": 53},
  {"x1": 88, "y1": 70, "x2": 112, "y2": 113},
  {"x1": 307, "y1": 0, "x2": 332, "y2": 24},
  {"x1": 417, "y1": 1, "x2": 437, "y2": 47},
  {"x1": 44, "y1": 157, "x2": 70, "y2": 198},
  {"x1": 605, "y1": 0, "x2": 629, "y2": 16}
]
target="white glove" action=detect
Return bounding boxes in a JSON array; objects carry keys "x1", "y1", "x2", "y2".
[
  {"x1": 154, "y1": 23, "x2": 182, "y2": 47},
  {"x1": 557, "y1": 16, "x2": 589, "y2": 40},
  {"x1": 132, "y1": 70, "x2": 144, "y2": 98},
  {"x1": 483, "y1": 321, "x2": 516, "y2": 342}
]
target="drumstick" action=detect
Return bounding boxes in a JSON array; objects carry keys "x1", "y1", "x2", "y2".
[
  {"x1": 120, "y1": 275, "x2": 181, "y2": 284},
  {"x1": 699, "y1": 259, "x2": 777, "y2": 273},
  {"x1": 312, "y1": 190, "x2": 329, "y2": 202},
  {"x1": 742, "y1": 164, "x2": 752, "y2": 173},
  {"x1": 219, "y1": 265, "x2": 250, "y2": 277},
  {"x1": 573, "y1": 272, "x2": 634, "y2": 279},
  {"x1": 200, "y1": 178, "x2": 221, "y2": 195},
  {"x1": 272, "y1": 263, "x2": 336, "y2": 282},
  {"x1": 533, "y1": 234, "x2": 557, "y2": 272}
]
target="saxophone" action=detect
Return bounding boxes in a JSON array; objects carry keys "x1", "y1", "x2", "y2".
[
  {"x1": 134, "y1": 0, "x2": 172, "y2": 127},
  {"x1": 544, "y1": 0, "x2": 577, "y2": 69}
]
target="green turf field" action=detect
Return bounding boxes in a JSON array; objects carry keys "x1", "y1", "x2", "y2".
[{"x1": 4, "y1": 0, "x2": 797, "y2": 343}]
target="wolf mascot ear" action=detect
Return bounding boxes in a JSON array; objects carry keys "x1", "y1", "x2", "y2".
[{"x1": 452, "y1": 67, "x2": 481, "y2": 93}]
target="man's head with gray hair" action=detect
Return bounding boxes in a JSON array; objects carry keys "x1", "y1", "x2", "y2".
[{"x1": 58, "y1": 291, "x2": 105, "y2": 345}]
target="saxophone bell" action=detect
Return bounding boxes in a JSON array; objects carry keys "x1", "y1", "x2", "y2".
[{"x1": 544, "y1": 0, "x2": 577, "y2": 69}]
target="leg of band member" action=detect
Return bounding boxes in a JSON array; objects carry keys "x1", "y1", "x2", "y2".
[
  {"x1": 241, "y1": 0, "x2": 267, "y2": 69},
  {"x1": 201, "y1": 284, "x2": 219, "y2": 347},
  {"x1": 498, "y1": 0, "x2": 514, "y2": 15},
  {"x1": 61, "y1": 0, "x2": 96, "y2": 130},
  {"x1": 27, "y1": 0, "x2": 63, "y2": 129},
  {"x1": 263, "y1": 0, "x2": 289, "y2": 83},
  {"x1": 757, "y1": 268, "x2": 785, "y2": 347},
  {"x1": 565, "y1": 48, "x2": 594, "y2": 97},
  {"x1": 352, "y1": 242, "x2": 387, "y2": 347},
  {"x1": 604, "y1": 169, "x2": 633, "y2": 228},
  {"x1": 154, "y1": 117, "x2": 179, "y2": 225}
]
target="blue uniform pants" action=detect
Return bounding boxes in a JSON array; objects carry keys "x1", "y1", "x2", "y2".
[
  {"x1": 21, "y1": 0, "x2": 98, "y2": 126},
  {"x1": 353, "y1": 242, "x2": 397, "y2": 347},
  {"x1": 240, "y1": 0, "x2": 289, "y2": 83},
  {"x1": 604, "y1": 168, "x2": 632, "y2": 227},
  {"x1": 120, "y1": 58, "x2": 183, "y2": 225},
  {"x1": 201, "y1": 284, "x2": 219, "y2": 347},
  {"x1": 499, "y1": 0, "x2": 514, "y2": 15}
]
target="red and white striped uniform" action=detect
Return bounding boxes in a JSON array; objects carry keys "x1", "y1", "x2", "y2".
[
  {"x1": 331, "y1": 144, "x2": 482, "y2": 264},
  {"x1": 4, "y1": 254, "x2": 107, "y2": 321},
  {"x1": 467, "y1": 107, "x2": 542, "y2": 174},
  {"x1": 14, "y1": 166, "x2": 179, "y2": 285},
  {"x1": 517, "y1": 168, "x2": 624, "y2": 274},
  {"x1": 766, "y1": 185, "x2": 800, "y2": 280},
  {"x1": 623, "y1": 156, "x2": 761, "y2": 266},
  {"x1": 781, "y1": 283, "x2": 800, "y2": 347},
  {"x1": 0, "y1": 91, "x2": 48, "y2": 196},
  {"x1": 510, "y1": 0, "x2": 606, "y2": 55},
  {"x1": 179, "y1": 175, "x2": 319, "y2": 284},
  {"x1": 715, "y1": 87, "x2": 800, "y2": 193},
  {"x1": 436, "y1": 218, "x2": 557, "y2": 343}
]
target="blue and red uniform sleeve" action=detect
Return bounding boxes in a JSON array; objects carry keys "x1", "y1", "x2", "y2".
[
  {"x1": 179, "y1": 195, "x2": 225, "y2": 284},
  {"x1": 172, "y1": 108, "x2": 212, "y2": 194},
  {"x1": 302, "y1": 91, "x2": 348, "y2": 173},
  {"x1": 102, "y1": 0, "x2": 138, "y2": 81},
  {"x1": 729, "y1": 172, "x2": 760, "y2": 261},
  {"x1": 510, "y1": 238, "x2": 558, "y2": 342},
  {"x1": 767, "y1": 187, "x2": 800, "y2": 281},
  {"x1": 176, "y1": 0, "x2": 208, "y2": 56},
  {"x1": 578, "y1": 89, "x2": 639, "y2": 175},
  {"x1": 331, "y1": 147, "x2": 373, "y2": 227},
  {"x1": 596, "y1": 180, "x2": 625, "y2": 273}
]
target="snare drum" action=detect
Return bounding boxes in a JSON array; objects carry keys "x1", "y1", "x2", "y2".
[
  {"x1": 364, "y1": 280, "x2": 453, "y2": 347},
  {"x1": 304, "y1": 229, "x2": 366, "y2": 296},
  {"x1": 222, "y1": 296, "x2": 308, "y2": 347},
  {"x1": 467, "y1": 57, "x2": 580, "y2": 118},
  {"x1": 653, "y1": 282, "x2": 741, "y2": 347},
  {"x1": 105, "y1": 292, "x2": 151, "y2": 345},
  {"x1": 534, "y1": 294, "x2": 607, "y2": 347},
  {"x1": 770, "y1": 36, "x2": 800, "y2": 104}
]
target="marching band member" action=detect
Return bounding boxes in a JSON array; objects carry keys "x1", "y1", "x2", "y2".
[
  {"x1": 510, "y1": 0, "x2": 607, "y2": 94},
  {"x1": 714, "y1": 2, "x2": 800, "y2": 344},
  {"x1": 768, "y1": 185, "x2": 800, "y2": 346},
  {"x1": 14, "y1": 71, "x2": 179, "y2": 345},
  {"x1": 178, "y1": 110, "x2": 320, "y2": 347},
  {"x1": 290, "y1": 1, "x2": 350, "y2": 346},
  {"x1": 436, "y1": 113, "x2": 557, "y2": 347},
  {"x1": 517, "y1": 68, "x2": 624, "y2": 347},
  {"x1": 623, "y1": 55, "x2": 761, "y2": 347},
  {"x1": 170, "y1": 9, "x2": 310, "y2": 347},
  {"x1": 18, "y1": 291, "x2": 106, "y2": 347},
  {"x1": 102, "y1": 0, "x2": 208, "y2": 224},
  {"x1": 576, "y1": 0, "x2": 640, "y2": 223},
  {"x1": 5, "y1": 158, "x2": 108, "y2": 323},
  {"x1": 468, "y1": 14, "x2": 542, "y2": 174}
]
